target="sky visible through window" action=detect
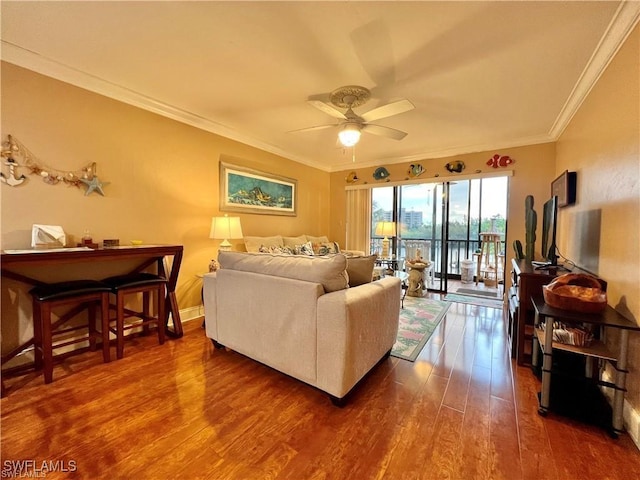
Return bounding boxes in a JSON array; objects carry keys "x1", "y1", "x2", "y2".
[{"x1": 373, "y1": 176, "x2": 508, "y2": 224}]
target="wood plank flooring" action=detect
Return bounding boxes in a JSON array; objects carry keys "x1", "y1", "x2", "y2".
[{"x1": 2, "y1": 297, "x2": 640, "y2": 479}]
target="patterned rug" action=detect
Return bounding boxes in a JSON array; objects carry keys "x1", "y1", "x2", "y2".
[
  {"x1": 443, "y1": 292, "x2": 504, "y2": 309},
  {"x1": 391, "y1": 296, "x2": 451, "y2": 361}
]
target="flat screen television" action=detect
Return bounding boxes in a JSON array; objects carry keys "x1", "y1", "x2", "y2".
[{"x1": 538, "y1": 195, "x2": 559, "y2": 268}]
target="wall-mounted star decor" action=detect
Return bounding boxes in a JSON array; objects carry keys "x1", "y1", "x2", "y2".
[{"x1": 80, "y1": 176, "x2": 109, "y2": 196}]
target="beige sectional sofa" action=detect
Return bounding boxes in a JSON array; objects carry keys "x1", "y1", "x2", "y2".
[{"x1": 203, "y1": 251, "x2": 401, "y2": 404}]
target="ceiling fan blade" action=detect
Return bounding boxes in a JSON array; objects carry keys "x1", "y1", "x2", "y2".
[
  {"x1": 362, "y1": 124, "x2": 408, "y2": 141},
  {"x1": 308, "y1": 100, "x2": 347, "y2": 119},
  {"x1": 360, "y1": 99, "x2": 415, "y2": 122},
  {"x1": 288, "y1": 124, "x2": 337, "y2": 134}
]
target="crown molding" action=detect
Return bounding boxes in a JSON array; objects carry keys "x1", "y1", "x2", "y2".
[
  {"x1": 2, "y1": 1, "x2": 637, "y2": 174},
  {"x1": 549, "y1": 0, "x2": 640, "y2": 139},
  {"x1": 0, "y1": 41, "x2": 329, "y2": 172}
]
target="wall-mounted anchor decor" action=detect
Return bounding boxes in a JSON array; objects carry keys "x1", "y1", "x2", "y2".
[
  {"x1": 0, "y1": 135, "x2": 109, "y2": 195},
  {"x1": 1, "y1": 157, "x2": 26, "y2": 186}
]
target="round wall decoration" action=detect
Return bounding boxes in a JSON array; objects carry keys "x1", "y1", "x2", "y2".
[
  {"x1": 445, "y1": 161, "x2": 465, "y2": 173},
  {"x1": 408, "y1": 163, "x2": 424, "y2": 178},
  {"x1": 373, "y1": 167, "x2": 390, "y2": 180}
]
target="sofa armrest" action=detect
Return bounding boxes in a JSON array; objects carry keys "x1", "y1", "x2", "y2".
[
  {"x1": 203, "y1": 272, "x2": 218, "y2": 340},
  {"x1": 316, "y1": 277, "x2": 401, "y2": 398}
]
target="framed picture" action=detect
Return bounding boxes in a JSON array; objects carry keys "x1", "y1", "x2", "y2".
[
  {"x1": 551, "y1": 170, "x2": 577, "y2": 208},
  {"x1": 220, "y1": 161, "x2": 297, "y2": 216}
]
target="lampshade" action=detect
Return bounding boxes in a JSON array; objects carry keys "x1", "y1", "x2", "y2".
[
  {"x1": 375, "y1": 221, "x2": 396, "y2": 238},
  {"x1": 209, "y1": 214, "x2": 243, "y2": 251},
  {"x1": 338, "y1": 123, "x2": 361, "y2": 147}
]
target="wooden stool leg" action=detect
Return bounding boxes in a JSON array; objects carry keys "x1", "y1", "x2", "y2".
[
  {"x1": 41, "y1": 302, "x2": 54, "y2": 384},
  {"x1": 116, "y1": 292, "x2": 125, "y2": 360},
  {"x1": 32, "y1": 300, "x2": 44, "y2": 371},
  {"x1": 88, "y1": 303, "x2": 97, "y2": 351},
  {"x1": 157, "y1": 285, "x2": 165, "y2": 345},
  {"x1": 100, "y1": 292, "x2": 111, "y2": 363},
  {"x1": 142, "y1": 291, "x2": 151, "y2": 335}
]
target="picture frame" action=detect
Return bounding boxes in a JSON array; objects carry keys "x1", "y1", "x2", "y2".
[
  {"x1": 551, "y1": 170, "x2": 577, "y2": 208},
  {"x1": 220, "y1": 161, "x2": 297, "y2": 216}
]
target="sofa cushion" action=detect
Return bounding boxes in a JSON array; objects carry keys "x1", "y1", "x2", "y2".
[
  {"x1": 283, "y1": 235, "x2": 308, "y2": 247},
  {"x1": 218, "y1": 251, "x2": 349, "y2": 293},
  {"x1": 244, "y1": 235, "x2": 283, "y2": 253},
  {"x1": 306, "y1": 234, "x2": 330, "y2": 244},
  {"x1": 346, "y1": 254, "x2": 377, "y2": 287}
]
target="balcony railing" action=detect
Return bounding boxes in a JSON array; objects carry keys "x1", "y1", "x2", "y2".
[{"x1": 370, "y1": 237, "x2": 505, "y2": 277}]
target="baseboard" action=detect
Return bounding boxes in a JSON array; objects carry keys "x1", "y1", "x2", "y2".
[
  {"x1": 601, "y1": 370, "x2": 640, "y2": 449},
  {"x1": 179, "y1": 305, "x2": 204, "y2": 324}
]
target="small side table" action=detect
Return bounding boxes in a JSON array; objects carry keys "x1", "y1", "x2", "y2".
[
  {"x1": 531, "y1": 295, "x2": 640, "y2": 437},
  {"x1": 376, "y1": 258, "x2": 399, "y2": 276}
]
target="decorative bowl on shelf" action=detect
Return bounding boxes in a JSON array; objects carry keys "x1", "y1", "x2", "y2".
[{"x1": 542, "y1": 273, "x2": 606, "y2": 313}]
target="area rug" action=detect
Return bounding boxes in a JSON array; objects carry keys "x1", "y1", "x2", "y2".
[
  {"x1": 444, "y1": 293, "x2": 504, "y2": 309},
  {"x1": 391, "y1": 296, "x2": 451, "y2": 361},
  {"x1": 456, "y1": 287, "x2": 499, "y2": 298}
]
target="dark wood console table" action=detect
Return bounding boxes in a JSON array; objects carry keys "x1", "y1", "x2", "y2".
[
  {"x1": 509, "y1": 259, "x2": 558, "y2": 365},
  {"x1": 531, "y1": 295, "x2": 640, "y2": 436},
  {"x1": 1, "y1": 245, "x2": 184, "y2": 368}
]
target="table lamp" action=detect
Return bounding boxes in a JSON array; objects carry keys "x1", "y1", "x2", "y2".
[
  {"x1": 375, "y1": 221, "x2": 396, "y2": 259},
  {"x1": 210, "y1": 214, "x2": 243, "y2": 252}
]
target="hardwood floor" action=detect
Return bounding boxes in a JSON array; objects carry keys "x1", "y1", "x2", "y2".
[{"x1": 2, "y1": 297, "x2": 640, "y2": 479}]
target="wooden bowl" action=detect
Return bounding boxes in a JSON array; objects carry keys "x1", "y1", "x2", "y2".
[{"x1": 542, "y1": 285, "x2": 607, "y2": 313}]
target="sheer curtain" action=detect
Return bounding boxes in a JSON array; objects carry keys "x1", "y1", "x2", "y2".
[{"x1": 345, "y1": 188, "x2": 371, "y2": 254}]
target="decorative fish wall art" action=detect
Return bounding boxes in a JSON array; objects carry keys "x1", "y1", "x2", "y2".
[{"x1": 487, "y1": 154, "x2": 514, "y2": 168}]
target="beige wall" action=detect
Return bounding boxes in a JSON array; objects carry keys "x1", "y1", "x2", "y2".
[
  {"x1": 0, "y1": 63, "x2": 330, "y2": 357},
  {"x1": 556, "y1": 26, "x2": 640, "y2": 412},
  {"x1": 330, "y1": 143, "x2": 557, "y2": 286}
]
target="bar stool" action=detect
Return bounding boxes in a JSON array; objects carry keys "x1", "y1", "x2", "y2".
[
  {"x1": 30, "y1": 280, "x2": 111, "y2": 384},
  {"x1": 103, "y1": 272, "x2": 167, "y2": 359},
  {"x1": 475, "y1": 232, "x2": 502, "y2": 286}
]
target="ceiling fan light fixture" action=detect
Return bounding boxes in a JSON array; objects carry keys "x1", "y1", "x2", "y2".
[{"x1": 338, "y1": 123, "x2": 361, "y2": 147}]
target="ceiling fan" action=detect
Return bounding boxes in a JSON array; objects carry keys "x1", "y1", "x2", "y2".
[{"x1": 292, "y1": 85, "x2": 414, "y2": 147}]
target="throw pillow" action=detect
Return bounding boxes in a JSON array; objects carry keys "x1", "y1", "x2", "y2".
[
  {"x1": 293, "y1": 241, "x2": 314, "y2": 256},
  {"x1": 259, "y1": 244, "x2": 292, "y2": 255},
  {"x1": 346, "y1": 254, "x2": 377, "y2": 287},
  {"x1": 312, "y1": 241, "x2": 340, "y2": 256}
]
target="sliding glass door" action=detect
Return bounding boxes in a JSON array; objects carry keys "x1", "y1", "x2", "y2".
[
  {"x1": 371, "y1": 183, "x2": 448, "y2": 292},
  {"x1": 369, "y1": 175, "x2": 508, "y2": 293}
]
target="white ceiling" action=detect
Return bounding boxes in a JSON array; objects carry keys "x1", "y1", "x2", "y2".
[{"x1": 2, "y1": 1, "x2": 639, "y2": 172}]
